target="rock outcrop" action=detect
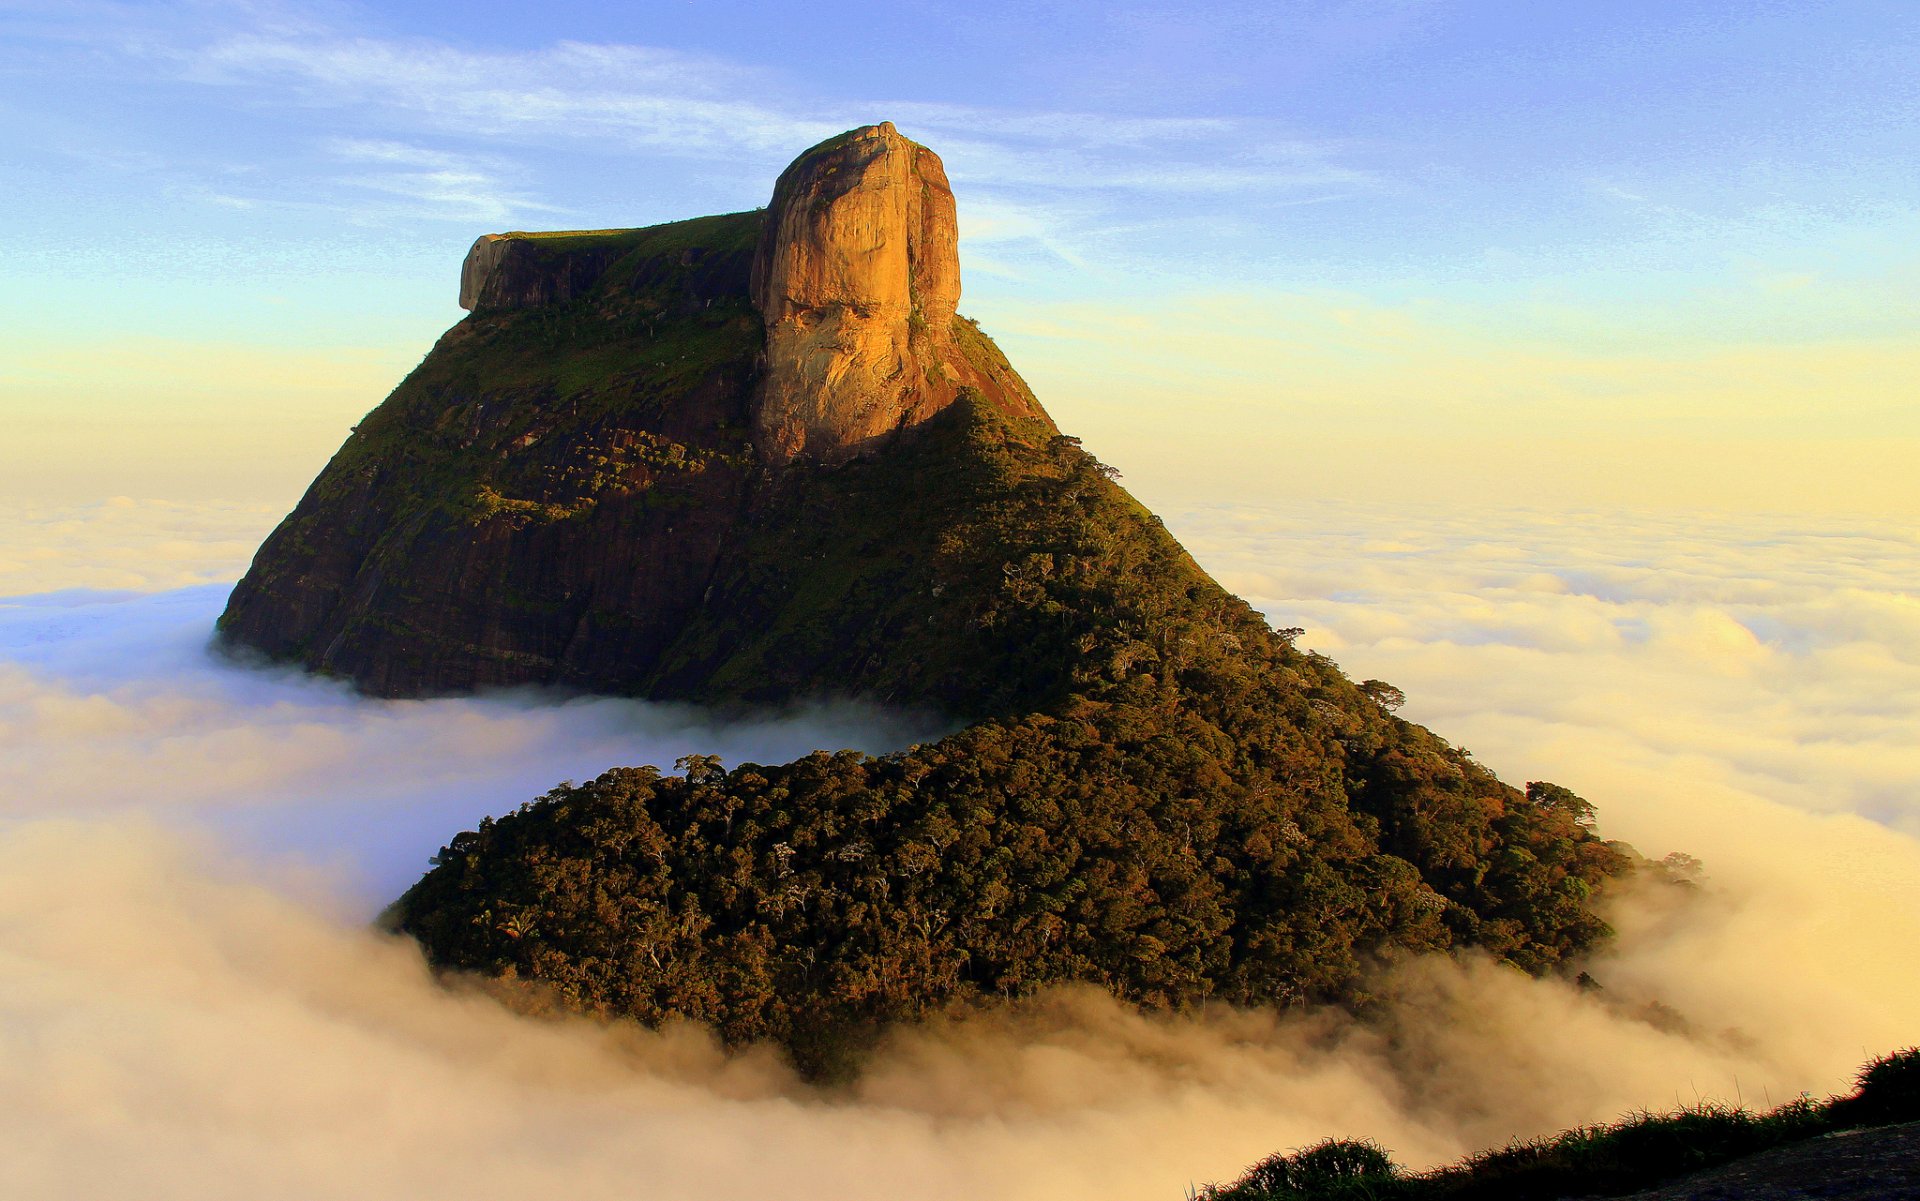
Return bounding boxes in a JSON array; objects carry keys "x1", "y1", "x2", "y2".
[
  {"x1": 449, "y1": 124, "x2": 1048, "y2": 466},
  {"x1": 751, "y1": 122, "x2": 1050, "y2": 464},
  {"x1": 460, "y1": 232, "x2": 620, "y2": 312}
]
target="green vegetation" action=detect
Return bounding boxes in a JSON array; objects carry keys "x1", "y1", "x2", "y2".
[
  {"x1": 1201, "y1": 1047, "x2": 1920, "y2": 1201},
  {"x1": 499, "y1": 226, "x2": 647, "y2": 241},
  {"x1": 217, "y1": 211, "x2": 767, "y2": 665},
  {"x1": 482, "y1": 211, "x2": 763, "y2": 262},
  {"x1": 950, "y1": 312, "x2": 1044, "y2": 412},
  {"x1": 318, "y1": 209, "x2": 764, "y2": 516},
  {"x1": 391, "y1": 399, "x2": 1635, "y2": 1076}
]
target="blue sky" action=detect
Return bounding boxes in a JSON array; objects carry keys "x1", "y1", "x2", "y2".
[{"x1": 3, "y1": 0, "x2": 1916, "y2": 510}]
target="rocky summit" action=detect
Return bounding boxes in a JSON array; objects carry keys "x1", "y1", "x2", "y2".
[
  {"x1": 751, "y1": 121, "x2": 1048, "y2": 464},
  {"x1": 219, "y1": 123, "x2": 1049, "y2": 699},
  {"x1": 224, "y1": 124, "x2": 1639, "y2": 1075}
]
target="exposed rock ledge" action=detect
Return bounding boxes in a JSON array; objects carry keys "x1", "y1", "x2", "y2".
[
  {"x1": 459, "y1": 230, "x2": 641, "y2": 312},
  {"x1": 454, "y1": 122, "x2": 1052, "y2": 465}
]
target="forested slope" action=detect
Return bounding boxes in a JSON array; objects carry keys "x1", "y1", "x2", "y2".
[{"x1": 391, "y1": 401, "x2": 1631, "y2": 1074}]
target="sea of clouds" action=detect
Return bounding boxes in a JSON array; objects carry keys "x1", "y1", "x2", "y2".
[{"x1": 0, "y1": 496, "x2": 1914, "y2": 1199}]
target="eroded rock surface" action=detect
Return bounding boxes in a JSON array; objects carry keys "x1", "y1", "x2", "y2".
[{"x1": 751, "y1": 122, "x2": 1050, "y2": 464}]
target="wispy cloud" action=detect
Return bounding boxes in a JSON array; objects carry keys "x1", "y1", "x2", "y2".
[
  {"x1": 179, "y1": 31, "x2": 837, "y2": 156},
  {"x1": 22, "y1": 1, "x2": 1381, "y2": 256},
  {"x1": 174, "y1": 25, "x2": 1373, "y2": 194},
  {"x1": 889, "y1": 101, "x2": 1373, "y2": 193},
  {"x1": 326, "y1": 139, "x2": 471, "y2": 170},
  {"x1": 324, "y1": 138, "x2": 560, "y2": 224}
]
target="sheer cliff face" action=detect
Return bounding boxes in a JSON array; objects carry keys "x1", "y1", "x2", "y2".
[
  {"x1": 458, "y1": 232, "x2": 640, "y2": 312},
  {"x1": 750, "y1": 122, "x2": 1050, "y2": 464}
]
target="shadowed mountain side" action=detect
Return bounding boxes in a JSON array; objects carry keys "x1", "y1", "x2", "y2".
[{"x1": 218, "y1": 213, "x2": 768, "y2": 696}]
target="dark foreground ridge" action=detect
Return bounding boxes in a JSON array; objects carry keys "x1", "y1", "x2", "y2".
[
  {"x1": 1199, "y1": 1047, "x2": 1920, "y2": 1201},
  {"x1": 223, "y1": 124, "x2": 1642, "y2": 1075}
]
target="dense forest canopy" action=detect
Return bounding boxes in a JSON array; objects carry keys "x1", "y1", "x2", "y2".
[{"x1": 391, "y1": 400, "x2": 1634, "y2": 1075}]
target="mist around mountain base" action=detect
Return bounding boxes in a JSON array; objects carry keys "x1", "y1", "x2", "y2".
[{"x1": 0, "y1": 497, "x2": 1914, "y2": 1200}]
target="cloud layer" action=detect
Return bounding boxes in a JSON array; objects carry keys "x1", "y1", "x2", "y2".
[
  {"x1": 0, "y1": 584, "x2": 938, "y2": 904},
  {"x1": 0, "y1": 499, "x2": 1915, "y2": 1198}
]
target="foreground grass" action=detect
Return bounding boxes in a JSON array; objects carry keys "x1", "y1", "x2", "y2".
[{"x1": 1200, "y1": 1046, "x2": 1920, "y2": 1201}]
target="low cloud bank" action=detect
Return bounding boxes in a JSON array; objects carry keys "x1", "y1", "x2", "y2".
[
  {"x1": 0, "y1": 821, "x2": 1872, "y2": 1201},
  {"x1": 0, "y1": 586, "x2": 938, "y2": 904},
  {"x1": 0, "y1": 501, "x2": 1914, "y2": 1198},
  {"x1": 1175, "y1": 500, "x2": 1920, "y2": 1090}
]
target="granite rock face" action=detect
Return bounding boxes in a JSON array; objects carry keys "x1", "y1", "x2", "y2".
[{"x1": 751, "y1": 122, "x2": 1050, "y2": 464}]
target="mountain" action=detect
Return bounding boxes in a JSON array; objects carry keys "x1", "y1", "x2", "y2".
[
  {"x1": 218, "y1": 122, "x2": 1046, "y2": 700},
  {"x1": 221, "y1": 123, "x2": 1636, "y2": 1075}
]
